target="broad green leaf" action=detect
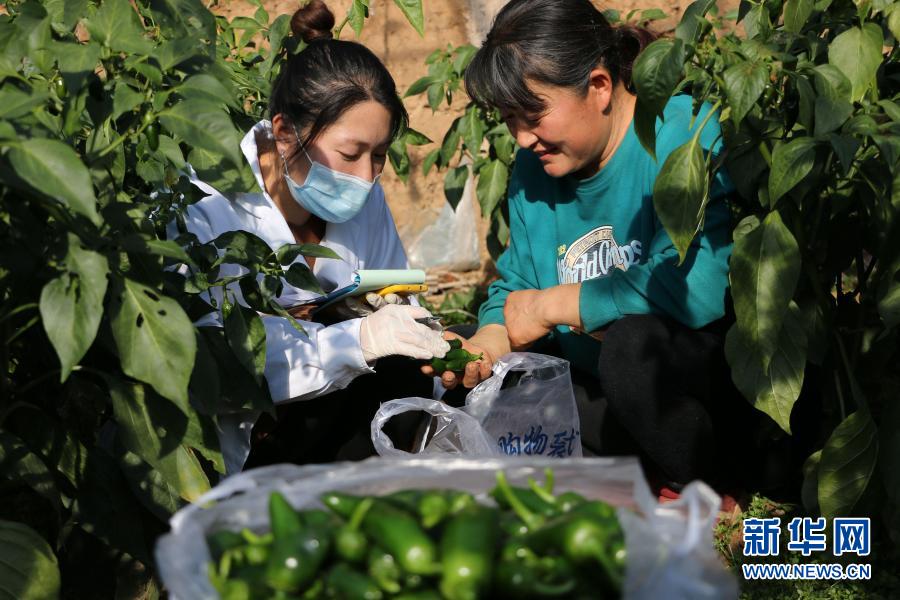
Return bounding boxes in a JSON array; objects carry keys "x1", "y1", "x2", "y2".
[
  {"x1": 156, "y1": 37, "x2": 203, "y2": 71},
  {"x1": 444, "y1": 165, "x2": 469, "y2": 210},
  {"x1": 783, "y1": 0, "x2": 814, "y2": 32},
  {"x1": 284, "y1": 263, "x2": 325, "y2": 295},
  {"x1": 111, "y1": 82, "x2": 144, "y2": 121},
  {"x1": 108, "y1": 278, "x2": 197, "y2": 409},
  {"x1": 818, "y1": 410, "x2": 879, "y2": 518},
  {"x1": 120, "y1": 234, "x2": 195, "y2": 266},
  {"x1": 452, "y1": 45, "x2": 477, "y2": 74},
  {"x1": 440, "y1": 119, "x2": 461, "y2": 165},
  {"x1": 725, "y1": 302, "x2": 807, "y2": 434},
  {"x1": 40, "y1": 235, "x2": 109, "y2": 381},
  {"x1": 392, "y1": 0, "x2": 424, "y2": 36},
  {"x1": 879, "y1": 100, "x2": 900, "y2": 123},
  {"x1": 187, "y1": 147, "x2": 259, "y2": 199},
  {"x1": 260, "y1": 15, "x2": 291, "y2": 77},
  {"x1": 743, "y1": 2, "x2": 772, "y2": 39},
  {"x1": 0, "y1": 520, "x2": 60, "y2": 600},
  {"x1": 814, "y1": 96, "x2": 853, "y2": 137},
  {"x1": 113, "y1": 442, "x2": 182, "y2": 520},
  {"x1": 405, "y1": 128, "x2": 431, "y2": 146},
  {"x1": 801, "y1": 450, "x2": 823, "y2": 513},
  {"x1": 85, "y1": 0, "x2": 153, "y2": 55},
  {"x1": 7, "y1": 138, "x2": 99, "y2": 223},
  {"x1": 812, "y1": 64, "x2": 852, "y2": 102},
  {"x1": 224, "y1": 301, "x2": 267, "y2": 387},
  {"x1": 730, "y1": 211, "x2": 801, "y2": 368},
  {"x1": 0, "y1": 430, "x2": 63, "y2": 515},
  {"x1": 388, "y1": 136, "x2": 411, "y2": 182},
  {"x1": 633, "y1": 97, "x2": 659, "y2": 159},
  {"x1": 0, "y1": 86, "x2": 48, "y2": 120},
  {"x1": 460, "y1": 107, "x2": 485, "y2": 154},
  {"x1": 888, "y1": 5, "x2": 900, "y2": 41},
  {"x1": 427, "y1": 83, "x2": 443, "y2": 111},
  {"x1": 348, "y1": 0, "x2": 368, "y2": 37},
  {"x1": 828, "y1": 24, "x2": 884, "y2": 102},
  {"x1": 652, "y1": 138, "x2": 709, "y2": 262},
  {"x1": 6, "y1": 408, "x2": 88, "y2": 490},
  {"x1": 829, "y1": 134, "x2": 860, "y2": 175},
  {"x1": 276, "y1": 243, "x2": 342, "y2": 265},
  {"x1": 476, "y1": 159, "x2": 509, "y2": 218},
  {"x1": 632, "y1": 39, "x2": 686, "y2": 119},
  {"x1": 159, "y1": 100, "x2": 243, "y2": 169},
  {"x1": 422, "y1": 148, "x2": 440, "y2": 175},
  {"x1": 157, "y1": 135, "x2": 186, "y2": 169},
  {"x1": 56, "y1": 41, "x2": 100, "y2": 94},
  {"x1": 108, "y1": 378, "x2": 211, "y2": 502},
  {"x1": 406, "y1": 75, "x2": 438, "y2": 97},
  {"x1": 675, "y1": 0, "x2": 716, "y2": 42},
  {"x1": 723, "y1": 61, "x2": 768, "y2": 127},
  {"x1": 768, "y1": 138, "x2": 817, "y2": 204},
  {"x1": 794, "y1": 75, "x2": 816, "y2": 132}
]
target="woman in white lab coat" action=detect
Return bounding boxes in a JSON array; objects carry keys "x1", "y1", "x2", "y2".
[{"x1": 180, "y1": 0, "x2": 449, "y2": 474}]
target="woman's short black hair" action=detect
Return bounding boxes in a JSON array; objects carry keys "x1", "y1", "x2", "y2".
[
  {"x1": 269, "y1": 0, "x2": 408, "y2": 153},
  {"x1": 465, "y1": 0, "x2": 656, "y2": 115}
]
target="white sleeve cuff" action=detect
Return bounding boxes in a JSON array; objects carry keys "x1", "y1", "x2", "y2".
[{"x1": 315, "y1": 317, "x2": 374, "y2": 385}]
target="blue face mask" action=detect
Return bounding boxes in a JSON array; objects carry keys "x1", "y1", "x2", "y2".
[{"x1": 282, "y1": 145, "x2": 378, "y2": 224}]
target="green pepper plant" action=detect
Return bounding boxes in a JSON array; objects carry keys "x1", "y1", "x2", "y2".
[{"x1": 0, "y1": 0, "x2": 425, "y2": 595}]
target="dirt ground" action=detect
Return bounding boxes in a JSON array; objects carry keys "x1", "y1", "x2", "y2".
[{"x1": 214, "y1": 0, "x2": 739, "y2": 284}]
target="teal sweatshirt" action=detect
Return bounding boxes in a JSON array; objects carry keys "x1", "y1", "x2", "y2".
[{"x1": 479, "y1": 95, "x2": 734, "y2": 377}]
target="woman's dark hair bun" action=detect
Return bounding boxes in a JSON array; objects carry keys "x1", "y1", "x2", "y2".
[{"x1": 291, "y1": 0, "x2": 335, "y2": 43}]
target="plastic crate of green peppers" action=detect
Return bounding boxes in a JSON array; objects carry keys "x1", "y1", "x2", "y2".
[
  {"x1": 156, "y1": 457, "x2": 737, "y2": 600},
  {"x1": 207, "y1": 470, "x2": 624, "y2": 599}
]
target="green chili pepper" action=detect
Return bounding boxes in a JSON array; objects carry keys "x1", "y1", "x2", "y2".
[
  {"x1": 430, "y1": 339, "x2": 482, "y2": 372},
  {"x1": 212, "y1": 577, "x2": 253, "y2": 600},
  {"x1": 52, "y1": 76, "x2": 66, "y2": 99},
  {"x1": 367, "y1": 547, "x2": 402, "y2": 594},
  {"x1": 362, "y1": 500, "x2": 439, "y2": 575},
  {"x1": 439, "y1": 505, "x2": 501, "y2": 600},
  {"x1": 522, "y1": 503, "x2": 624, "y2": 590},
  {"x1": 491, "y1": 472, "x2": 556, "y2": 530},
  {"x1": 336, "y1": 497, "x2": 373, "y2": 563},
  {"x1": 145, "y1": 121, "x2": 160, "y2": 151},
  {"x1": 269, "y1": 493, "x2": 303, "y2": 538},
  {"x1": 321, "y1": 491, "x2": 362, "y2": 519},
  {"x1": 325, "y1": 563, "x2": 384, "y2": 600},
  {"x1": 494, "y1": 559, "x2": 578, "y2": 598}
]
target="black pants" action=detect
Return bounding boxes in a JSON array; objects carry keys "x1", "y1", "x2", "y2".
[
  {"x1": 573, "y1": 314, "x2": 763, "y2": 489},
  {"x1": 244, "y1": 356, "x2": 432, "y2": 470}
]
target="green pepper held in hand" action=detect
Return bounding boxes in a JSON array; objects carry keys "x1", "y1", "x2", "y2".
[
  {"x1": 439, "y1": 505, "x2": 501, "y2": 600},
  {"x1": 431, "y1": 338, "x2": 483, "y2": 372},
  {"x1": 325, "y1": 563, "x2": 383, "y2": 600}
]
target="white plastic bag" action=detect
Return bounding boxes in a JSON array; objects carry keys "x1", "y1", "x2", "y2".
[
  {"x1": 155, "y1": 456, "x2": 738, "y2": 600},
  {"x1": 373, "y1": 352, "x2": 583, "y2": 458}
]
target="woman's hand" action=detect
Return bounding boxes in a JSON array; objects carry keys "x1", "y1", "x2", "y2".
[
  {"x1": 503, "y1": 289, "x2": 555, "y2": 350},
  {"x1": 504, "y1": 285, "x2": 584, "y2": 349}
]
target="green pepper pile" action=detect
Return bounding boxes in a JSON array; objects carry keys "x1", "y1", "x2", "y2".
[
  {"x1": 430, "y1": 339, "x2": 483, "y2": 373},
  {"x1": 207, "y1": 470, "x2": 625, "y2": 599}
]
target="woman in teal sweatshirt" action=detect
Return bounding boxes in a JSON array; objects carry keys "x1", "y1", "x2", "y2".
[{"x1": 426, "y1": 0, "x2": 760, "y2": 495}]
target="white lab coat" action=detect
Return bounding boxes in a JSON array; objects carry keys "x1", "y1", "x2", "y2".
[{"x1": 179, "y1": 120, "x2": 412, "y2": 474}]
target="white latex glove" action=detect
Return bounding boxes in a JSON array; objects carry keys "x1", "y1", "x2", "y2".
[
  {"x1": 334, "y1": 292, "x2": 408, "y2": 320},
  {"x1": 359, "y1": 304, "x2": 450, "y2": 363}
]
